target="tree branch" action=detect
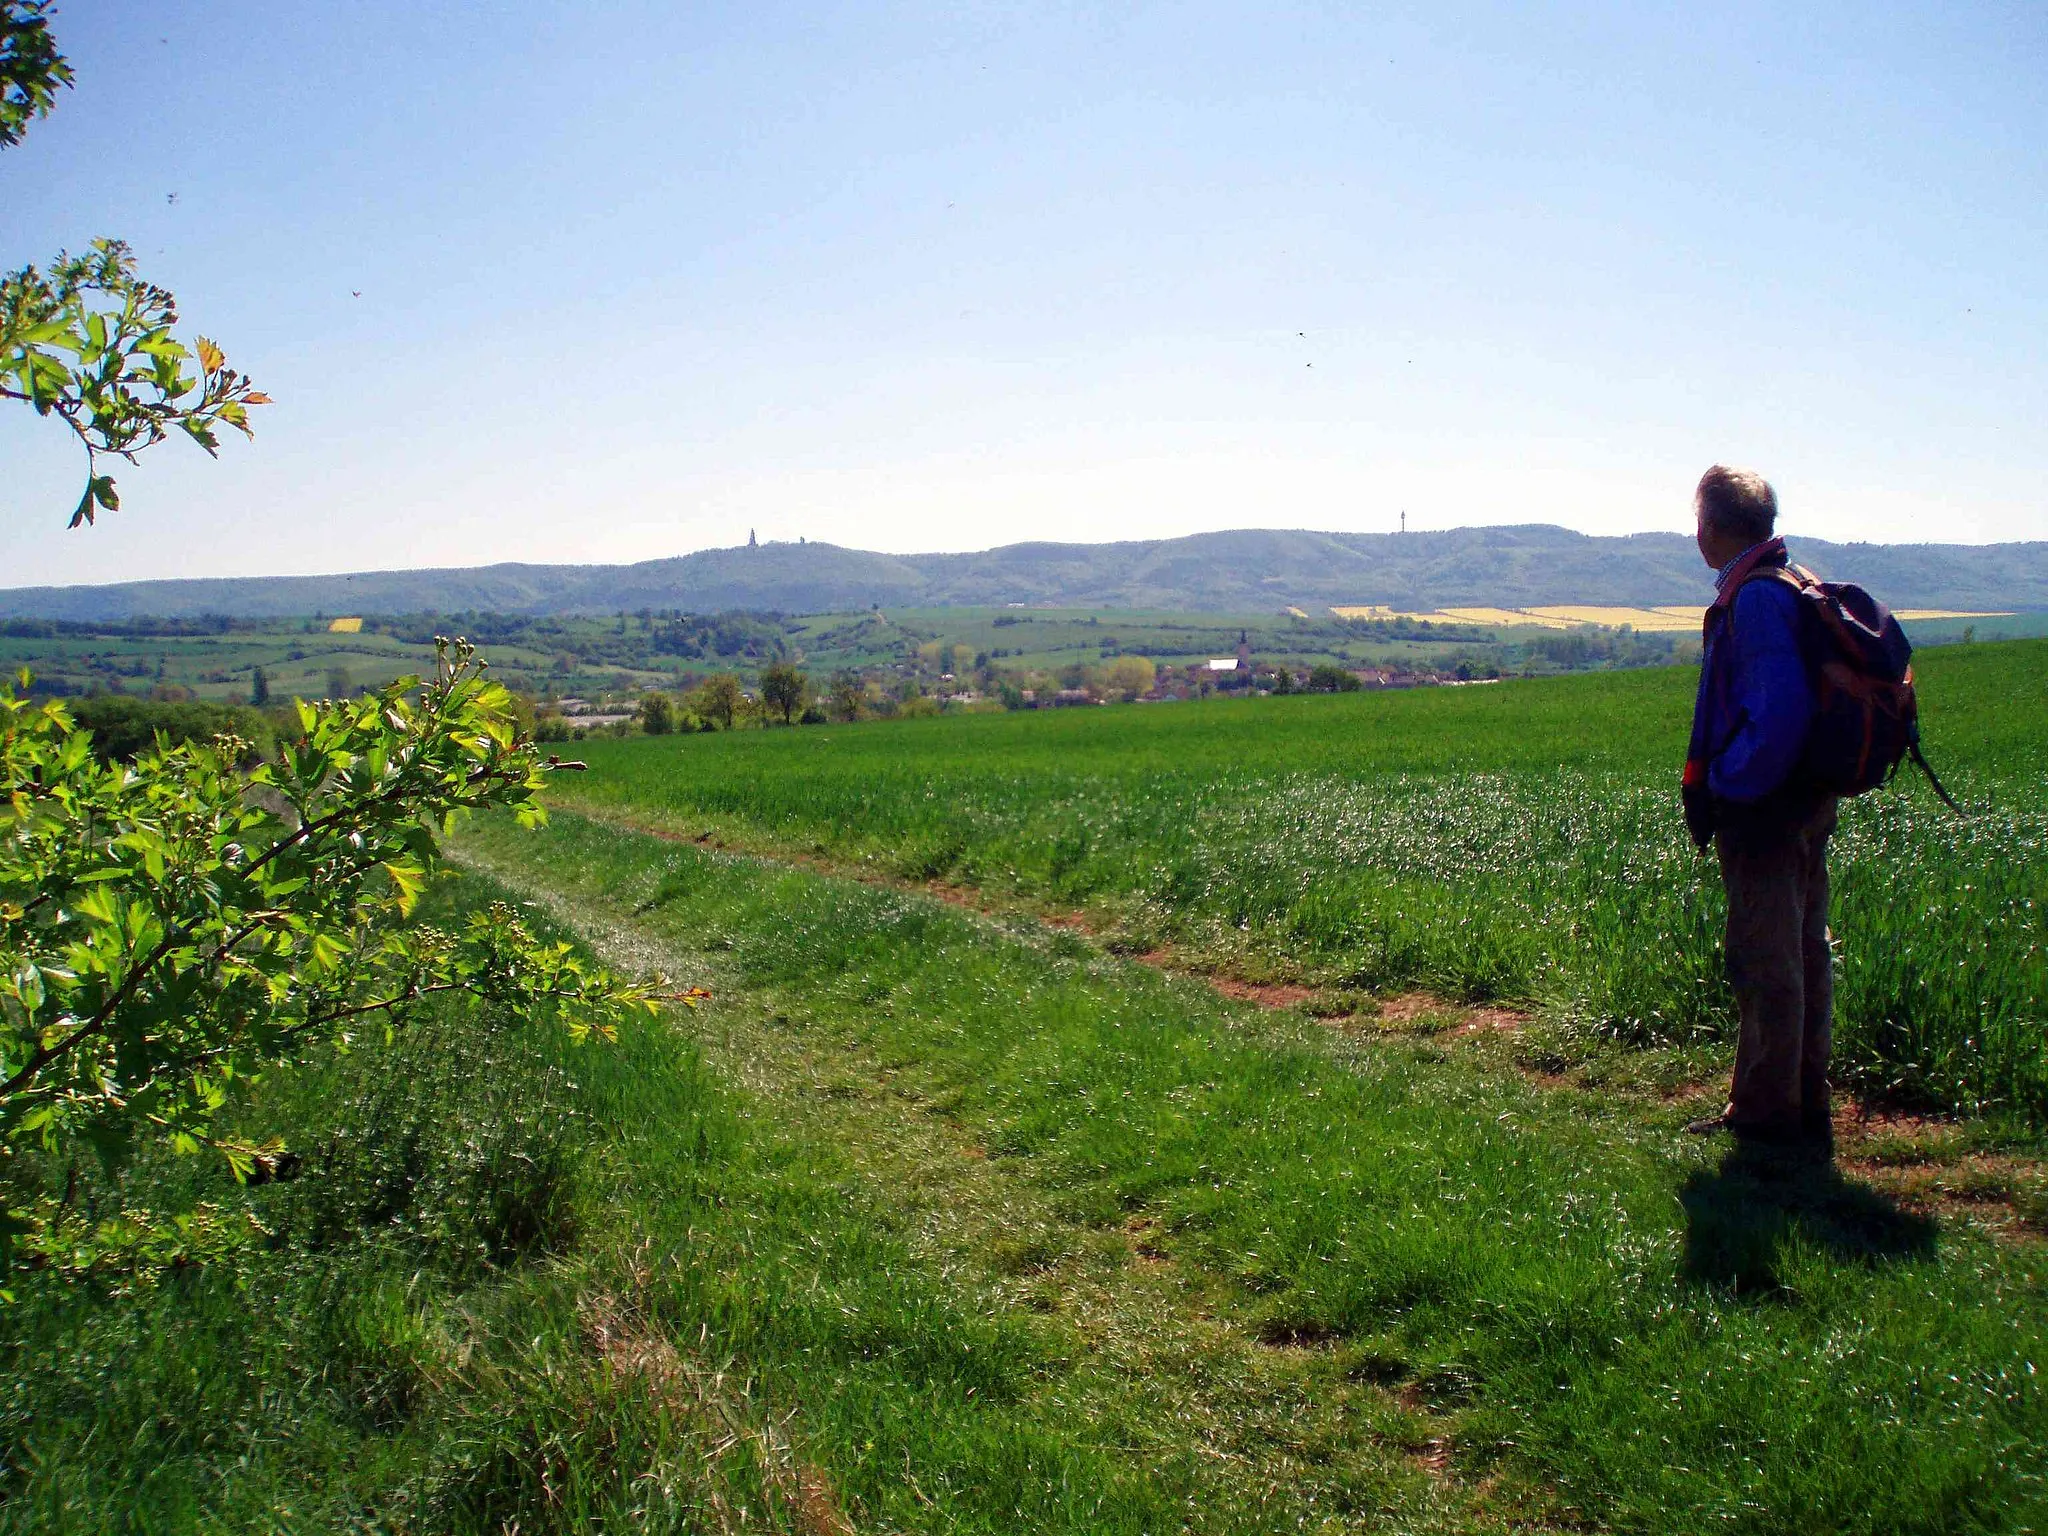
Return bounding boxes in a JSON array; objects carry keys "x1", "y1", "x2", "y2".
[{"x1": 0, "y1": 924, "x2": 183, "y2": 1099}]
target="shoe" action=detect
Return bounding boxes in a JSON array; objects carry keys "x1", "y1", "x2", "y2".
[{"x1": 1683, "y1": 1112, "x2": 1808, "y2": 1147}]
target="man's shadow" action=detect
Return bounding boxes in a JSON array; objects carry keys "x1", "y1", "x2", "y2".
[{"x1": 1680, "y1": 1141, "x2": 1937, "y2": 1294}]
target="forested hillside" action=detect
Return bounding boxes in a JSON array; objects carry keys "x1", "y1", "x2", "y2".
[{"x1": 4, "y1": 525, "x2": 2043, "y2": 620}]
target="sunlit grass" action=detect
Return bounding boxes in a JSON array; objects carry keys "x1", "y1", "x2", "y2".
[
  {"x1": 554, "y1": 641, "x2": 2048, "y2": 1120},
  {"x1": 455, "y1": 811, "x2": 2048, "y2": 1535}
]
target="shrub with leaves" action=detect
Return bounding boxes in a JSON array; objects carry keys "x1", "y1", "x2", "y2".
[
  {"x1": 65, "y1": 693, "x2": 278, "y2": 767},
  {"x1": 0, "y1": 640, "x2": 656, "y2": 1281},
  {"x1": 687, "y1": 672, "x2": 745, "y2": 731}
]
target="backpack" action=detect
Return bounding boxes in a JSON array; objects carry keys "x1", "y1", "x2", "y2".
[{"x1": 1746, "y1": 564, "x2": 1961, "y2": 810}]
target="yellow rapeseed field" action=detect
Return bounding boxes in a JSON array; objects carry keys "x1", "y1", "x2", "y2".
[
  {"x1": 327, "y1": 616, "x2": 363, "y2": 633},
  {"x1": 1895, "y1": 609, "x2": 2016, "y2": 621},
  {"x1": 1436, "y1": 607, "x2": 1576, "y2": 629},
  {"x1": 1321, "y1": 600, "x2": 2010, "y2": 633},
  {"x1": 1524, "y1": 606, "x2": 1701, "y2": 632}
]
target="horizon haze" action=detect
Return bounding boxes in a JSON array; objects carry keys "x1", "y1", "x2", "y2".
[{"x1": 5, "y1": 522, "x2": 2044, "y2": 623}]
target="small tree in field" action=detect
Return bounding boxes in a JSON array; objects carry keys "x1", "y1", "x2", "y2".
[
  {"x1": 759, "y1": 662, "x2": 807, "y2": 725},
  {"x1": 688, "y1": 673, "x2": 743, "y2": 731},
  {"x1": 1104, "y1": 655, "x2": 1156, "y2": 701},
  {"x1": 828, "y1": 670, "x2": 865, "y2": 723},
  {"x1": 1307, "y1": 663, "x2": 1362, "y2": 694},
  {"x1": 638, "y1": 692, "x2": 677, "y2": 735}
]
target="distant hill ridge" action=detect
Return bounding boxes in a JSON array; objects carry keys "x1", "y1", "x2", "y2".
[{"x1": 4, "y1": 525, "x2": 2044, "y2": 621}]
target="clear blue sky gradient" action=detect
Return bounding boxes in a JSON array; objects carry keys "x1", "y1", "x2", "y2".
[{"x1": 3, "y1": 1, "x2": 2043, "y2": 588}]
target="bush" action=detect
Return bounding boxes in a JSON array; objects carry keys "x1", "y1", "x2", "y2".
[
  {"x1": 1306, "y1": 664, "x2": 1362, "y2": 693},
  {"x1": 637, "y1": 693, "x2": 677, "y2": 735},
  {"x1": 65, "y1": 693, "x2": 277, "y2": 765},
  {"x1": 0, "y1": 646, "x2": 649, "y2": 1280},
  {"x1": 759, "y1": 662, "x2": 807, "y2": 725}
]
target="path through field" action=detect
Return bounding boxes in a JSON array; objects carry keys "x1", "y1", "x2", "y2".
[
  {"x1": 454, "y1": 807, "x2": 2048, "y2": 1535},
  {"x1": 457, "y1": 821, "x2": 1492, "y2": 1533}
]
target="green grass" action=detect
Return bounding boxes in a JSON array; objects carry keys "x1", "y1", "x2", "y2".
[
  {"x1": 10, "y1": 802, "x2": 2046, "y2": 1531},
  {"x1": 0, "y1": 871, "x2": 1450, "y2": 1533},
  {"x1": 550, "y1": 639, "x2": 2048, "y2": 1121},
  {"x1": 448, "y1": 811, "x2": 2048, "y2": 1534}
]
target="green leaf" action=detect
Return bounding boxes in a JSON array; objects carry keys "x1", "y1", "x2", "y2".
[{"x1": 382, "y1": 859, "x2": 425, "y2": 917}]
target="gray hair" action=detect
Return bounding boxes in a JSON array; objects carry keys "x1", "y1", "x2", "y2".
[{"x1": 1695, "y1": 465, "x2": 1778, "y2": 544}]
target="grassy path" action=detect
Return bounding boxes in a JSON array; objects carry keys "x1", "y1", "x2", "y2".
[
  {"x1": 457, "y1": 820, "x2": 1490, "y2": 1534},
  {"x1": 509, "y1": 793, "x2": 2048, "y2": 1239},
  {"x1": 455, "y1": 809, "x2": 2048, "y2": 1535}
]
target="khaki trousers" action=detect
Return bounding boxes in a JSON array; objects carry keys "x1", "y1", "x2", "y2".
[{"x1": 1715, "y1": 799, "x2": 1838, "y2": 1134}]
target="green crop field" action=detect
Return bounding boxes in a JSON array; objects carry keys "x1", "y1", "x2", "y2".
[{"x1": 552, "y1": 639, "x2": 2048, "y2": 1123}]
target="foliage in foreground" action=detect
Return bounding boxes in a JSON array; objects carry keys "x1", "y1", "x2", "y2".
[
  {"x1": 0, "y1": 643, "x2": 649, "y2": 1283},
  {"x1": 1, "y1": 240, "x2": 270, "y2": 526}
]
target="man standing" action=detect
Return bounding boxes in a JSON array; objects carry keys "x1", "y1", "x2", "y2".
[{"x1": 1681, "y1": 465, "x2": 1835, "y2": 1150}]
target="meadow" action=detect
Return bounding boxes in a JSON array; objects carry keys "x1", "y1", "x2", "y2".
[{"x1": 553, "y1": 640, "x2": 2048, "y2": 1122}]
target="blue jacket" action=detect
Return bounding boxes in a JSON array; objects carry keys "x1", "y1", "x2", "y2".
[{"x1": 1687, "y1": 541, "x2": 1816, "y2": 805}]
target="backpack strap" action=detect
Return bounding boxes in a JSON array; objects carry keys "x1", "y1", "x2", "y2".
[
  {"x1": 1760, "y1": 563, "x2": 1819, "y2": 590},
  {"x1": 1705, "y1": 537, "x2": 1790, "y2": 615},
  {"x1": 1910, "y1": 740, "x2": 1968, "y2": 816}
]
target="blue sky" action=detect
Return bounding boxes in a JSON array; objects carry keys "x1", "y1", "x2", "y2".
[{"x1": 3, "y1": 1, "x2": 2042, "y2": 587}]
